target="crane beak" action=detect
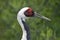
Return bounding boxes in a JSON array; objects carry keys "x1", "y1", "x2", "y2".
[{"x1": 34, "y1": 12, "x2": 51, "y2": 21}]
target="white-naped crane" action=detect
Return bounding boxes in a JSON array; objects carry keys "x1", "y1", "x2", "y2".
[{"x1": 17, "y1": 7, "x2": 51, "y2": 40}]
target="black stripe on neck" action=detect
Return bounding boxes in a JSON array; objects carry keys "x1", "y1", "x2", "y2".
[{"x1": 22, "y1": 20, "x2": 30, "y2": 40}]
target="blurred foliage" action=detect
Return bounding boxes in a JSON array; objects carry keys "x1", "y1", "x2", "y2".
[{"x1": 0, "y1": 0, "x2": 60, "y2": 40}]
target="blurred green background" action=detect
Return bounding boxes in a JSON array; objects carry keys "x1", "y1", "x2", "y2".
[{"x1": 0, "y1": 0, "x2": 60, "y2": 40}]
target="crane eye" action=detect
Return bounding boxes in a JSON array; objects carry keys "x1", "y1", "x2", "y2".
[{"x1": 24, "y1": 8, "x2": 34, "y2": 17}]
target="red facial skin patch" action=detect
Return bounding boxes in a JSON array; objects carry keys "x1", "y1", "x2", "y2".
[
  {"x1": 24, "y1": 8, "x2": 34, "y2": 17},
  {"x1": 27, "y1": 8, "x2": 33, "y2": 16}
]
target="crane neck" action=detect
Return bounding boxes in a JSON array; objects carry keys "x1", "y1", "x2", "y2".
[{"x1": 17, "y1": 17, "x2": 30, "y2": 40}]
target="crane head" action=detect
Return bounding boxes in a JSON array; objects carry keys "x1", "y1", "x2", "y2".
[{"x1": 17, "y1": 7, "x2": 51, "y2": 21}]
